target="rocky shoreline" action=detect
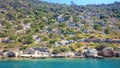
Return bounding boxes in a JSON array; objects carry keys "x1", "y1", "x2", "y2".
[{"x1": 0, "y1": 47, "x2": 120, "y2": 59}]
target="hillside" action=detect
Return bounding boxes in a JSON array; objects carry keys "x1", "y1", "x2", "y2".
[{"x1": 0, "y1": 0, "x2": 120, "y2": 51}]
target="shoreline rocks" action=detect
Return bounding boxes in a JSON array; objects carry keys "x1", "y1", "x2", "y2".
[
  {"x1": 102, "y1": 47, "x2": 114, "y2": 57},
  {"x1": 0, "y1": 47, "x2": 120, "y2": 59},
  {"x1": 83, "y1": 48, "x2": 98, "y2": 58}
]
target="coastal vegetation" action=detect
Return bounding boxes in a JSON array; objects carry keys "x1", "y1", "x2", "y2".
[{"x1": 0, "y1": 0, "x2": 120, "y2": 58}]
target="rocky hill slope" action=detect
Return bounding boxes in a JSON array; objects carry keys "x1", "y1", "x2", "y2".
[{"x1": 0, "y1": 0, "x2": 120, "y2": 50}]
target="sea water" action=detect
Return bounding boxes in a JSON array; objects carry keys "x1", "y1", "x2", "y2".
[{"x1": 0, "y1": 58, "x2": 120, "y2": 68}]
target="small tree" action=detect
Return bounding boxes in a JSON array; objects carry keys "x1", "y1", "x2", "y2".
[
  {"x1": 104, "y1": 28, "x2": 111, "y2": 34},
  {"x1": 52, "y1": 48, "x2": 61, "y2": 54},
  {"x1": 58, "y1": 23, "x2": 66, "y2": 27},
  {"x1": 76, "y1": 43, "x2": 83, "y2": 48},
  {"x1": 0, "y1": 32, "x2": 8, "y2": 37},
  {"x1": 19, "y1": 35, "x2": 34, "y2": 44},
  {"x1": 94, "y1": 24, "x2": 102, "y2": 31},
  {"x1": 60, "y1": 47, "x2": 69, "y2": 52},
  {"x1": 9, "y1": 35, "x2": 16, "y2": 40}
]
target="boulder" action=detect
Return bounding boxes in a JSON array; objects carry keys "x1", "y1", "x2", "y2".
[
  {"x1": 33, "y1": 47, "x2": 49, "y2": 52},
  {"x1": 114, "y1": 47, "x2": 120, "y2": 57},
  {"x1": 2, "y1": 52, "x2": 8, "y2": 57},
  {"x1": 75, "y1": 52, "x2": 81, "y2": 56},
  {"x1": 84, "y1": 48, "x2": 98, "y2": 57},
  {"x1": 7, "y1": 51, "x2": 15, "y2": 57},
  {"x1": 114, "y1": 51, "x2": 120, "y2": 57},
  {"x1": 102, "y1": 47, "x2": 114, "y2": 57},
  {"x1": 117, "y1": 52, "x2": 120, "y2": 57},
  {"x1": 23, "y1": 48, "x2": 35, "y2": 54},
  {"x1": 0, "y1": 50, "x2": 3, "y2": 55},
  {"x1": 0, "y1": 50, "x2": 3, "y2": 57}
]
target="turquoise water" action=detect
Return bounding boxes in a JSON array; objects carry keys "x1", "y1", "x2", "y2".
[{"x1": 0, "y1": 58, "x2": 120, "y2": 68}]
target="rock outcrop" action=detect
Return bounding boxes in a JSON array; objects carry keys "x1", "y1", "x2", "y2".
[
  {"x1": 84, "y1": 48, "x2": 98, "y2": 57},
  {"x1": 102, "y1": 47, "x2": 114, "y2": 57},
  {"x1": 7, "y1": 51, "x2": 15, "y2": 57}
]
